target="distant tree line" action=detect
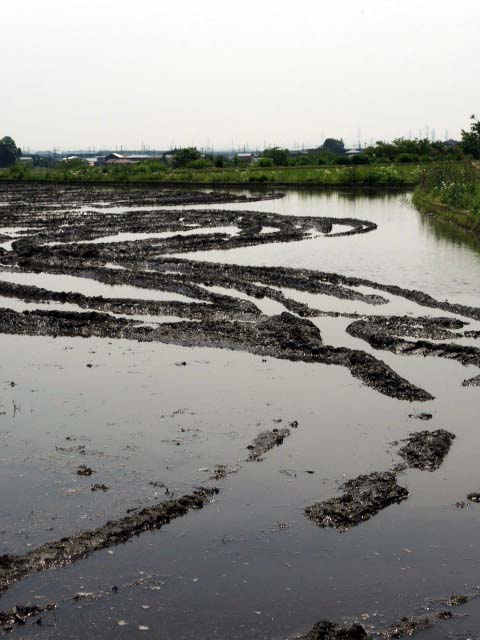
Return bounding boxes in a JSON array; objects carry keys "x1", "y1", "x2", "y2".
[
  {"x1": 2, "y1": 118, "x2": 480, "y2": 173},
  {"x1": 169, "y1": 122, "x2": 479, "y2": 168},
  {"x1": 258, "y1": 138, "x2": 465, "y2": 167}
]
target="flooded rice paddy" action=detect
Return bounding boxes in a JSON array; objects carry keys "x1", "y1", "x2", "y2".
[{"x1": 0, "y1": 184, "x2": 479, "y2": 638}]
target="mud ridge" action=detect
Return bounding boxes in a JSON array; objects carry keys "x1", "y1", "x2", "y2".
[
  {"x1": 291, "y1": 610, "x2": 455, "y2": 640},
  {"x1": 0, "y1": 184, "x2": 478, "y2": 404},
  {"x1": 0, "y1": 487, "x2": 217, "y2": 593},
  {"x1": 0, "y1": 308, "x2": 433, "y2": 401},
  {"x1": 305, "y1": 471, "x2": 409, "y2": 531},
  {"x1": 347, "y1": 316, "x2": 480, "y2": 384},
  {"x1": 397, "y1": 429, "x2": 456, "y2": 471},
  {"x1": 290, "y1": 619, "x2": 369, "y2": 639},
  {"x1": 247, "y1": 428, "x2": 291, "y2": 461}
]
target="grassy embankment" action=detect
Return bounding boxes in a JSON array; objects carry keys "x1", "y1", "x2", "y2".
[
  {"x1": 0, "y1": 162, "x2": 426, "y2": 187},
  {"x1": 413, "y1": 161, "x2": 480, "y2": 237}
]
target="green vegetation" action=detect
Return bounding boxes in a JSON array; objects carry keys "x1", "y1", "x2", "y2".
[
  {"x1": 258, "y1": 138, "x2": 462, "y2": 167},
  {"x1": 2, "y1": 118, "x2": 478, "y2": 187},
  {"x1": 416, "y1": 162, "x2": 480, "y2": 213},
  {"x1": 461, "y1": 115, "x2": 480, "y2": 159},
  {"x1": 322, "y1": 138, "x2": 346, "y2": 155},
  {"x1": 413, "y1": 161, "x2": 480, "y2": 237},
  {"x1": 413, "y1": 117, "x2": 480, "y2": 228},
  {"x1": 0, "y1": 161, "x2": 424, "y2": 186}
]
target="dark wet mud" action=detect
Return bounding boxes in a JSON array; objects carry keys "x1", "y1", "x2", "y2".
[
  {"x1": 0, "y1": 307, "x2": 432, "y2": 401},
  {"x1": 305, "y1": 472, "x2": 409, "y2": 531},
  {"x1": 0, "y1": 603, "x2": 56, "y2": 635},
  {"x1": 290, "y1": 615, "x2": 440, "y2": 639},
  {"x1": 291, "y1": 619, "x2": 369, "y2": 639},
  {"x1": 396, "y1": 429, "x2": 456, "y2": 471},
  {"x1": 408, "y1": 412, "x2": 432, "y2": 421},
  {"x1": 347, "y1": 316, "x2": 480, "y2": 387},
  {"x1": 0, "y1": 487, "x2": 217, "y2": 593},
  {"x1": 462, "y1": 373, "x2": 480, "y2": 386},
  {"x1": 292, "y1": 609, "x2": 463, "y2": 640},
  {"x1": 247, "y1": 427, "x2": 291, "y2": 461},
  {"x1": 0, "y1": 184, "x2": 478, "y2": 403},
  {"x1": 381, "y1": 616, "x2": 432, "y2": 638}
]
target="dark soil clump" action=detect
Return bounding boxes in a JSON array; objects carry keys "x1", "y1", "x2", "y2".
[
  {"x1": 446, "y1": 594, "x2": 469, "y2": 606},
  {"x1": 77, "y1": 464, "x2": 94, "y2": 476},
  {"x1": 247, "y1": 427, "x2": 291, "y2": 461},
  {"x1": 397, "y1": 429, "x2": 456, "y2": 471},
  {"x1": 382, "y1": 616, "x2": 432, "y2": 638},
  {"x1": 91, "y1": 484, "x2": 109, "y2": 492},
  {"x1": 408, "y1": 412, "x2": 432, "y2": 421},
  {"x1": 462, "y1": 374, "x2": 480, "y2": 387},
  {"x1": 305, "y1": 471, "x2": 409, "y2": 531},
  {"x1": 467, "y1": 492, "x2": 480, "y2": 502},
  {"x1": 292, "y1": 620, "x2": 369, "y2": 639},
  {"x1": 0, "y1": 603, "x2": 56, "y2": 633}
]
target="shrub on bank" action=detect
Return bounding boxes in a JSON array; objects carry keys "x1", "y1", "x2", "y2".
[{"x1": 417, "y1": 162, "x2": 480, "y2": 216}]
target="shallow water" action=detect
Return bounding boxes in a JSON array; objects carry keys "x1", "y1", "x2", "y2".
[
  {"x1": 49, "y1": 225, "x2": 242, "y2": 246},
  {"x1": 0, "y1": 271, "x2": 202, "y2": 303},
  {"x1": 0, "y1": 187, "x2": 479, "y2": 639},
  {"x1": 179, "y1": 190, "x2": 480, "y2": 305}
]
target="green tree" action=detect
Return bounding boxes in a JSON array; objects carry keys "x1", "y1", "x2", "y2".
[
  {"x1": 261, "y1": 147, "x2": 289, "y2": 166},
  {"x1": 173, "y1": 147, "x2": 202, "y2": 168},
  {"x1": 321, "y1": 138, "x2": 345, "y2": 155},
  {"x1": 461, "y1": 116, "x2": 480, "y2": 159},
  {"x1": 0, "y1": 136, "x2": 22, "y2": 168}
]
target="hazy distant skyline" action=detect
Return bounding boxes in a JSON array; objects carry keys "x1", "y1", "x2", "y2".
[{"x1": 3, "y1": 0, "x2": 480, "y2": 151}]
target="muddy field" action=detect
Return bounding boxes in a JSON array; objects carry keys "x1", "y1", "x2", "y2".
[{"x1": 0, "y1": 184, "x2": 479, "y2": 639}]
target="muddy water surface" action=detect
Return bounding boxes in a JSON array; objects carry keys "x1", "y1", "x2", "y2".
[{"x1": 0, "y1": 186, "x2": 479, "y2": 639}]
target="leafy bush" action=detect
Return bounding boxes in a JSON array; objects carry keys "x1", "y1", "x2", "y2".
[
  {"x1": 417, "y1": 161, "x2": 480, "y2": 216},
  {"x1": 256, "y1": 157, "x2": 274, "y2": 168}
]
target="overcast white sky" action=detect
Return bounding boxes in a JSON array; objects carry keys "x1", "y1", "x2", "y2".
[{"x1": 2, "y1": 0, "x2": 480, "y2": 151}]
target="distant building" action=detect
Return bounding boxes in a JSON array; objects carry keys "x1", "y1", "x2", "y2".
[
  {"x1": 61, "y1": 156, "x2": 88, "y2": 164},
  {"x1": 236, "y1": 152, "x2": 255, "y2": 164},
  {"x1": 99, "y1": 153, "x2": 163, "y2": 166},
  {"x1": 105, "y1": 152, "x2": 125, "y2": 162},
  {"x1": 106, "y1": 159, "x2": 139, "y2": 165},
  {"x1": 104, "y1": 153, "x2": 138, "y2": 166}
]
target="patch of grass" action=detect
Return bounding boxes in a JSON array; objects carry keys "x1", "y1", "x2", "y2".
[
  {"x1": 413, "y1": 161, "x2": 480, "y2": 237},
  {"x1": 415, "y1": 161, "x2": 480, "y2": 216},
  {"x1": 0, "y1": 162, "x2": 426, "y2": 186}
]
